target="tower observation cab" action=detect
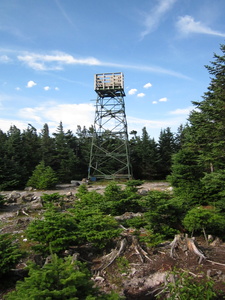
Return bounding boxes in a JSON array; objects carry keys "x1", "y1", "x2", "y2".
[{"x1": 88, "y1": 72, "x2": 132, "y2": 180}]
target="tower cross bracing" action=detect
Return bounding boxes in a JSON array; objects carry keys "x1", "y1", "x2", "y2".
[{"x1": 88, "y1": 72, "x2": 131, "y2": 180}]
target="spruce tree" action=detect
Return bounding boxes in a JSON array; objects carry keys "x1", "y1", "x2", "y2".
[
  {"x1": 158, "y1": 127, "x2": 176, "y2": 179},
  {"x1": 169, "y1": 43, "x2": 225, "y2": 207}
]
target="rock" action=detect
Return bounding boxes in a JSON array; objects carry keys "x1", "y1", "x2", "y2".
[
  {"x1": 82, "y1": 178, "x2": 89, "y2": 184},
  {"x1": 28, "y1": 198, "x2": 43, "y2": 210},
  {"x1": 167, "y1": 186, "x2": 173, "y2": 191},
  {"x1": 210, "y1": 237, "x2": 222, "y2": 246},
  {"x1": 16, "y1": 218, "x2": 31, "y2": 227},
  {"x1": 138, "y1": 189, "x2": 148, "y2": 196},
  {"x1": 24, "y1": 186, "x2": 33, "y2": 191},
  {"x1": 115, "y1": 212, "x2": 143, "y2": 221},
  {"x1": 124, "y1": 271, "x2": 167, "y2": 298},
  {"x1": 21, "y1": 192, "x2": 35, "y2": 202},
  {"x1": 71, "y1": 180, "x2": 80, "y2": 187},
  {"x1": 7, "y1": 191, "x2": 21, "y2": 203}
]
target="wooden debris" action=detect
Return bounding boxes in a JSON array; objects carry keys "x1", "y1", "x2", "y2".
[{"x1": 170, "y1": 234, "x2": 206, "y2": 263}]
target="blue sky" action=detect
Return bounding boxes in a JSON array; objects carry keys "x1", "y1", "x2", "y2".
[{"x1": 0, "y1": 0, "x2": 225, "y2": 140}]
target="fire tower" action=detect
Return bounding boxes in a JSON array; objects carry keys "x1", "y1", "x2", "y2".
[{"x1": 88, "y1": 72, "x2": 132, "y2": 180}]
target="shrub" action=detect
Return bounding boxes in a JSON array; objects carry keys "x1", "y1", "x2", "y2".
[
  {"x1": 75, "y1": 183, "x2": 88, "y2": 199},
  {"x1": 0, "y1": 194, "x2": 6, "y2": 207},
  {"x1": 103, "y1": 182, "x2": 142, "y2": 215},
  {"x1": 124, "y1": 216, "x2": 148, "y2": 229},
  {"x1": 26, "y1": 161, "x2": 58, "y2": 190},
  {"x1": 26, "y1": 208, "x2": 78, "y2": 255},
  {"x1": 162, "y1": 269, "x2": 217, "y2": 300},
  {"x1": 5, "y1": 254, "x2": 122, "y2": 300},
  {"x1": 104, "y1": 182, "x2": 124, "y2": 202},
  {"x1": 41, "y1": 192, "x2": 64, "y2": 208},
  {"x1": 141, "y1": 191, "x2": 180, "y2": 236},
  {"x1": 72, "y1": 207, "x2": 122, "y2": 249},
  {"x1": 125, "y1": 180, "x2": 144, "y2": 192},
  {"x1": 0, "y1": 234, "x2": 22, "y2": 277},
  {"x1": 183, "y1": 206, "x2": 225, "y2": 238}
]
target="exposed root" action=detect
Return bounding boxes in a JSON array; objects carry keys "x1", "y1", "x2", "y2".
[{"x1": 131, "y1": 236, "x2": 152, "y2": 262}]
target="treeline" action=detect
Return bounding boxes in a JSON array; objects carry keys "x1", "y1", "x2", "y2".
[{"x1": 0, "y1": 120, "x2": 182, "y2": 190}]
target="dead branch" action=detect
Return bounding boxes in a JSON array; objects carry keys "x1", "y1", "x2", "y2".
[
  {"x1": 132, "y1": 236, "x2": 152, "y2": 262},
  {"x1": 96, "y1": 238, "x2": 127, "y2": 272},
  {"x1": 206, "y1": 259, "x2": 225, "y2": 267}
]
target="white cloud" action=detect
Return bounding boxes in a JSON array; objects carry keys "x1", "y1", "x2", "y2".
[
  {"x1": 18, "y1": 102, "x2": 95, "y2": 133},
  {"x1": 143, "y1": 82, "x2": 152, "y2": 89},
  {"x1": 128, "y1": 88, "x2": 137, "y2": 95},
  {"x1": 159, "y1": 97, "x2": 168, "y2": 102},
  {"x1": 176, "y1": 15, "x2": 225, "y2": 37},
  {"x1": 26, "y1": 80, "x2": 37, "y2": 88},
  {"x1": 0, "y1": 55, "x2": 11, "y2": 63},
  {"x1": 152, "y1": 101, "x2": 157, "y2": 104},
  {"x1": 127, "y1": 110, "x2": 191, "y2": 139},
  {"x1": 169, "y1": 106, "x2": 194, "y2": 115},
  {"x1": 141, "y1": 0, "x2": 177, "y2": 38},
  {"x1": 19, "y1": 107, "x2": 42, "y2": 122},
  {"x1": 55, "y1": 87, "x2": 59, "y2": 91},
  {"x1": 0, "y1": 119, "x2": 28, "y2": 132},
  {"x1": 15, "y1": 87, "x2": 21, "y2": 91},
  {"x1": 44, "y1": 86, "x2": 50, "y2": 91},
  {"x1": 15, "y1": 50, "x2": 190, "y2": 79},
  {"x1": 137, "y1": 93, "x2": 145, "y2": 98},
  {"x1": 18, "y1": 51, "x2": 101, "y2": 71}
]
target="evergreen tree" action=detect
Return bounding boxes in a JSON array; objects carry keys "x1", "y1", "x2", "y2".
[
  {"x1": 0, "y1": 234, "x2": 22, "y2": 277},
  {"x1": 3, "y1": 126, "x2": 25, "y2": 189},
  {"x1": 40, "y1": 123, "x2": 55, "y2": 167},
  {"x1": 129, "y1": 131, "x2": 142, "y2": 179},
  {"x1": 129, "y1": 127, "x2": 160, "y2": 179},
  {"x1": 140, "y1": 127, "x2": 160, "y2": 180},
  {"x1": 26, "y1": 208, "x2": 78, "y2": 255},
  {"x1": 76, "y1": 125, "x2": 92, "y2": 178},
  {"x1": 169, "y1": 43, "x2": 225, "y2": 208},
  {"x1": 52, "y1": 122, "x2": 79, "y2": 182},
  {"x1": 188, "y1": 44, "x2": 225, "y2": 172},
  {"x1": 21, "y1": 124, "x2": 41, "y2": 180},
  {"x1": 0, "y1": 130, "x2": 16, "y2": 190},
  {"x1": 5, "y1": 255, "x2": 120, "y2": 300},
  {"x1": 158, "y1": 127, "x2": 176, "y2": 179},
  {"x1": 27, "y1": 161, "x2": 58, "y2": 190}
]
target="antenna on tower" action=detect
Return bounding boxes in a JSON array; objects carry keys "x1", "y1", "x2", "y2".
[{"x1": 88, "y1": 72, "x2": 132, "y2": 180}]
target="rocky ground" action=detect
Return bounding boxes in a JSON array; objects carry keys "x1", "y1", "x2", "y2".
[{"x1": 1, "y1": 181, "x2": 225, "y2": 299}]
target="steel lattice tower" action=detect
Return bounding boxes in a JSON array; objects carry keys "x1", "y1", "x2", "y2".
[{"x1": 88, "y1": 72, "x2": 131, "y2": 180}]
